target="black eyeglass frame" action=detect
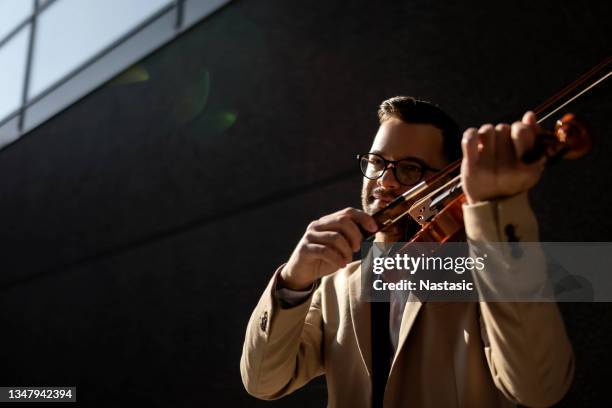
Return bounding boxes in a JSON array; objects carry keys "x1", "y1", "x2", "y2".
[{"x1": 356, "y1": 152, "x2": 441, "y2": 186}]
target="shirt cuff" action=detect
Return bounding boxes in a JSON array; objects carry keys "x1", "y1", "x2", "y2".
[
  {"x1": 276, "y1": 285, "x2": 314, "y2": 309},
  {"x1": 275, "y1": 283, "x2": 315, "y2": 308}
]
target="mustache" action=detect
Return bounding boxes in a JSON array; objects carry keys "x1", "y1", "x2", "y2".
[{"x1": 370, "y1": 188, "x2": 399, "y2": 201}]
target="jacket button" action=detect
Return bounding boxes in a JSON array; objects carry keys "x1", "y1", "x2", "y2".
[
  {"x1": 504, "y1": 224, "x2": 519, "y2": 241},
  {"x1": 504, "y1": 224, "x2": 523, "y2": 258},
  {"x1": 260, "y1": 311, "x2": 268, "y2": 332}
]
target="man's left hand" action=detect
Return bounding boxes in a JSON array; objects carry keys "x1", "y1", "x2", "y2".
[{"x1": 461, "y1": 111, "x2": 546, "y2": 204}]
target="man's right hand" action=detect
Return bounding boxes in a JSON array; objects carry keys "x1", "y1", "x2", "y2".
[{"x1": 279, "y1": 208, "x2": 378, "y2": 290}]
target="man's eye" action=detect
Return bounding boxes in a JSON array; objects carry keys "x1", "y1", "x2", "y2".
[
  {"x1": 369, "y1": 157, "x2": 382, "y2": 165},
  {"x1": 398, "y1": 164, "x2": 421, "y2": 173}
]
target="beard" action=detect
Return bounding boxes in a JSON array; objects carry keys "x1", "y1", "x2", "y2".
[
  {"x1": 361, "y1": 182, "x2": 395, "y2": 215},
  {"x1": 361, "y1": 182, "x2": 419, "y2": 241}
]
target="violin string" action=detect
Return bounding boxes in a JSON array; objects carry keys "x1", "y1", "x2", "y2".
[
  {"x1": 534, "y1": 57, "x2": 611, "y2": 115},
  {"x1": 537, "y1": 70, "x2": 611, "y2": 124},
  {"x1": 380, "y1": 59, "x2": 609, "y2": 232}
]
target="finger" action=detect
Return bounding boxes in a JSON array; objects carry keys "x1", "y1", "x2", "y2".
[
  {"x1": 314, "y1": 218, "x2": 362, "y2": 253},
  {"x1": 522, "y1": 110, "x2": 544, "y2": 135},
  {"x1": 477, "y1": 124, "x2": 496, "y2": 166},
  {"x1": 522, "y1": 111, "x2": 537, "y2": 126},
  {"x1": 306, "y1": 230, "x2": 353, "y2": 262},
  {"x1": 511, "y1": 121, "x2": 536, "y2": 158},
  {"x1": 494, "y1": 123, "x2": 515, "y2": 165},
  {"x1": 345, "y1": 208, "x2": 378, "y2": 233},
  {"x1": 305, "y1": 242, "x2": 348, "y2": 269},
  {"x1": 461, "y1": 127, "x2": 478, "y2": 171},
  {"x1": 339, "y1": 217, "x2": 366, "y2": 252}
]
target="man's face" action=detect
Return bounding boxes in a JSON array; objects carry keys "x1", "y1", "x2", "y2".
[{"x1": 361, "y1": 118, "x2": 448, "y2": 239}]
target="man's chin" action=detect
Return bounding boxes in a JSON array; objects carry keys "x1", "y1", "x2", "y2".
[
  {"x1": 364, "y1": 199, "x2": 389, "y2": 214},
  {"x1": 364, "y1": 204, "x2": 380, "y2": 215}
]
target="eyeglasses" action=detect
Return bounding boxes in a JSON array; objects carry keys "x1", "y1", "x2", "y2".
[{"x1": 357, "y1": 152, "x2": 441, "y2": 186}]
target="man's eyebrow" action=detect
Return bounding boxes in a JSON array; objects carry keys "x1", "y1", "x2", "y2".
[{"x1": 369, "y1": 150, "x2": 430, "y2": 164}]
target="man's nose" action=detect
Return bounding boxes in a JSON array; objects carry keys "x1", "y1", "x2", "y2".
[{"x1": 378, "y1": 164, "x2": 400, "y2": 189}]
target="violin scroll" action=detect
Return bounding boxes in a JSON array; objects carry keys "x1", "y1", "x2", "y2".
[
  {"x1": 521, "y1": 113, "x2": 591, "y2": 164},
  {"x1": 554, "y1": 113, "x2": 592, "y2": 160}
]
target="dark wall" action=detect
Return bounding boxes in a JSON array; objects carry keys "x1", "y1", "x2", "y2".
[{"x1": 0, "y1": 0, "x2": 610, "y2": 406}]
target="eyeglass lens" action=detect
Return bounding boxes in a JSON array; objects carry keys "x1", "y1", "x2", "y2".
[{"x1": 360, "y1": 154, "x2": 424, "y2": 185}]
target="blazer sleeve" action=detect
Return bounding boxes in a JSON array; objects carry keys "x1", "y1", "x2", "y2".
[
  {"x1": 463, "y1": 192, "x2": 575, "y2": 407},
  {"x1": 240, "y1": 264, "x2": 325, "y2": 400}
]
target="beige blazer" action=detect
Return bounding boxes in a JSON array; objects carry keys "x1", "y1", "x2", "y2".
[{"x1": 240, "y1": 193, "x2": 574, "y2": 407}]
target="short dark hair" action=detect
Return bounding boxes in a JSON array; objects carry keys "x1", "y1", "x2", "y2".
[{"x1": 378, "y1": 96, "x2": 461, "y2": 163}]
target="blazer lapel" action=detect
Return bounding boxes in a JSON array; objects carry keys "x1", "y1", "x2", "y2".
[
  {"x1": 349, "y1": 255, "x2": 424, "y2": 384},
  {"x1": 349, "y1": 263, "x2": 372, "y2": 377},
  {"x1": 389, "y1": 292, "x2": 423, "y2": 375}
]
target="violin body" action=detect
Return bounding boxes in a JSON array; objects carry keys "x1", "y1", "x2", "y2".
[{"x1": 409, "y1": 194, "x2": 466, "y2": 243}]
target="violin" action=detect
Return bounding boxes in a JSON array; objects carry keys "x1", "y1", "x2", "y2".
[{"x1": 364, "y1": 56, "x2": 610, "y2": 244}]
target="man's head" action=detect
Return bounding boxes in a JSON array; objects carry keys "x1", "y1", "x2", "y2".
[{"x1": 360, "y1": 96, "x2": 461, "y2": 240}]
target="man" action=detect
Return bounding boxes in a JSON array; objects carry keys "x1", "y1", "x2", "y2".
[{"x1": 240, "y1": 96, "x2": 574, "y2": 407}]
